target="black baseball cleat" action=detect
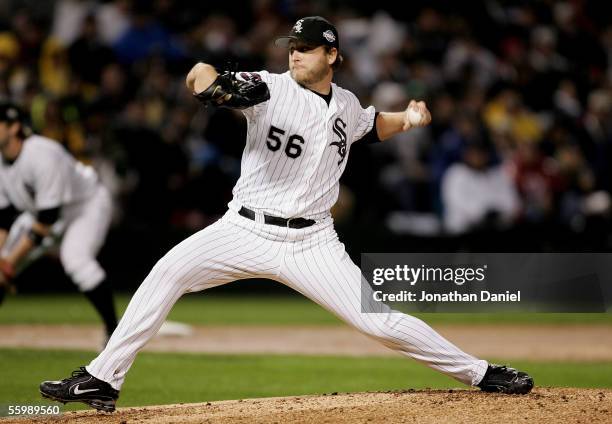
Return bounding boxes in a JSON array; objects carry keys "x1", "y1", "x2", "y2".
[
  {"x1": 477, "y1": 364, "x2": 534, "y2": 394},
  {"x1": 40, "y1": 367, "x2": 119, "y2": 412}
]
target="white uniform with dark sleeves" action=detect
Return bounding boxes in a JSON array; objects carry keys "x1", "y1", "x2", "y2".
[
  {"x1": 87, "y1": 71, "x2": 488, "y2": 390},
  {"x1": 0, "y1": 135, "x2": 112, "y2": 291}
]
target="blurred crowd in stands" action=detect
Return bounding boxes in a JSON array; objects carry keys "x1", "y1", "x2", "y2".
[{"x1": 1, "y1": 0, "x2": 611, "y2": 255}]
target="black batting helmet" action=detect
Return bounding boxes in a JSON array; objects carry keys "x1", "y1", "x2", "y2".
[{"x1": 0, "y1": 102, "x2": 32, "y2": 138}]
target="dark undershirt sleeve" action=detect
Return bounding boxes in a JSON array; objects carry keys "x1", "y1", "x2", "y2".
[
  {"x1": 37, "y1": 206, "x2": 61, "y2": 226},
  {"x1": 355, "y1": 112, "x2": 381, "y2": 145},
  {"x1": 0, "y1": 205, "x2": 18, "y2": 230}
]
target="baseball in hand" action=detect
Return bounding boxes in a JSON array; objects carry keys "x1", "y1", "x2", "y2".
[{"x1": 407, "y1": 107, "x2": 424, "y2": 126}]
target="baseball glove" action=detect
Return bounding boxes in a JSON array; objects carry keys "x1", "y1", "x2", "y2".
[{"x1": 194, "y1": 71, "x2": 270, "y2": 110}]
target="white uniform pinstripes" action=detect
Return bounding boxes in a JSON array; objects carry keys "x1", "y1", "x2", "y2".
[
  {"x1": 228, "y1": 71, "x2": 374, "y2": 220},
  {"x1": 86, "y1": 71, "x2": 488, "y2": 391},
  {"x1": 0, "y1": 135, "x2": 112, "y2": 290}
]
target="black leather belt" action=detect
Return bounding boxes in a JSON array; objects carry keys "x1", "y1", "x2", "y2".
[{"x1": 238, "y1": 206, "x2": 315, "y2": 229}]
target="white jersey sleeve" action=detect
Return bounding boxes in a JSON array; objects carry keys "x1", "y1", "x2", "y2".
[
  {"x1": 0, "y1": 187, "x2": 9, "y2": 209},
  {"x1": 347, "y1": 92, "x2": 376, "y2": 144},
  {"x1": 235, "y1": 70, "x2": 272, "y2": 121},
  {"x1": 32, "y1": 151, "x2": 69, "y2": 210}
]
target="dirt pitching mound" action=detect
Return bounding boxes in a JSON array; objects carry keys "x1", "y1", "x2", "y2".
[{"x1": 7, "y1": 388, "x2": 611, "y2": 424}]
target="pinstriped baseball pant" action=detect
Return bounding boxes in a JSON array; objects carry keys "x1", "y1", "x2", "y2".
[{"x1": 87, "y1": 209, "x2": 488, "y2": 390}]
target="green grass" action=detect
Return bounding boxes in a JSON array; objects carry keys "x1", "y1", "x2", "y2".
[
  {"x1": 1, "y1": 348, "x2": 611, "y2": 411},
  {"x1": 0, "y1": 293, "x2": 611, "y2": 326}
]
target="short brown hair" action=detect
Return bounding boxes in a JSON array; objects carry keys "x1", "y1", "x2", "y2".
[{"x1": 325, "y1": 46, "x2": 343, "y2": 71}]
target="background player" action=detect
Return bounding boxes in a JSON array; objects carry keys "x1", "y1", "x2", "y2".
[
  {"x1": 40, "y1": 16, "x2": 533, "y2": 412},
  {"x1": 0, "y1": 102, "x2": 117, "y2": 341}
]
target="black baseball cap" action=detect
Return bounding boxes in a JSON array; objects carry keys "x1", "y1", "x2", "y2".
[
  {"x1": 275, "y1": 16, "x2": 339, "y2": 50},
  {"x1": 0, "y1": 102, "x2": 27, "y2": 124}
]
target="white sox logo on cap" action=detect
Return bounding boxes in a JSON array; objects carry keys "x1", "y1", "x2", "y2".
[
  {"x1": 293, "y1": 19, "x2": 304, "y2": 33},
  {"x1": 275, "y1": 16, "x2": 339, "y2": 49}
]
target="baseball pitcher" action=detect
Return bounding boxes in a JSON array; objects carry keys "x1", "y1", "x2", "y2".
[{"x1": 40, "y1": 17, "x2": 533, "y2": 412}]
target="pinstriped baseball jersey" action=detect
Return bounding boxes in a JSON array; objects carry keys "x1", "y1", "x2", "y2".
[
  {"x1": 0, "y1": 135, "x2": 98, "y2": 213},
  {"x1": 43, "y1": 19, "x2": 500, "y2": 403},
  {"x1": 0, "y1": 134, "x2": 112, "y2": 291},
  {"x1": 228, "y1": 71, "x2": 375, "y2": 219},
  {"x1": 82, "y1": 67, "x2": 489, "y2": 395}
]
